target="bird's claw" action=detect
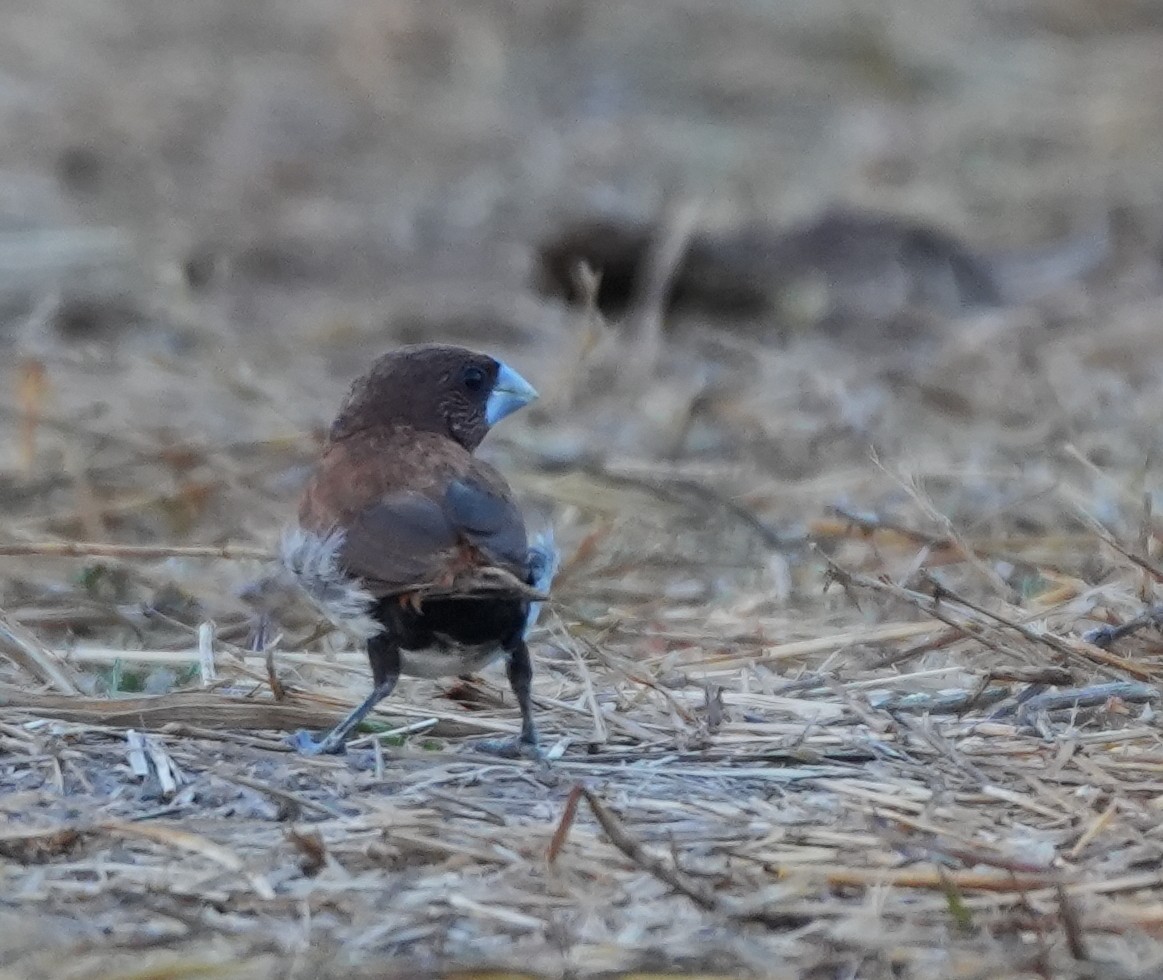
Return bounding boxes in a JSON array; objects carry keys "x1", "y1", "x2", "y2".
[
  {"x1": 287, "y1": 728, "x2": 347, "y2": 756},
  {"x1": 468, "y1": 735, "x2": 545, "y2": 761}
]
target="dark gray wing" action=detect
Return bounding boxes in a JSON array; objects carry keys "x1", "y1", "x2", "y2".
[
  {"x1": 443, "y1": 479, "x2": 528, "y2": 563},
  {"x1": 339, "y1": 478, "x2": 529, "y2": 595}
]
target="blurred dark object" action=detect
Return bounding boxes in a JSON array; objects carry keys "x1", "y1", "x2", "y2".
[
  {"x1": 537, "y1": 208, "x2": 1003, "y2": 331},
  {"x1": 53, "y1": 296, "x2": 146, "y2": 340},
  {"x1": 0, "y1": 228, "x2": 140, "y2": 328},
  {"x1": 55, "y1": 145, "x2": 104, "y2": 195}
]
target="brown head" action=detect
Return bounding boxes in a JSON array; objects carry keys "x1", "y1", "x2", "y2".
[{"x1": 328, "y1": 344, "x2": 538, "y2": 451}]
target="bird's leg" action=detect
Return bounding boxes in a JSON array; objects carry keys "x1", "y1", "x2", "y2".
[
  {"x1": 289, "y1": 635, "x2": 400, "y2": 755},
  {"x1": 289, "y1": 680, "x2": 397, "y2": 755},
  {"x1": 246, "y1": 612, "x2": 272, "y2": 652},
  {"x1": 471, "y1": 640, "x2": 543, "y2": 760},
  {"x1": 510, "y1": 641, "x2": 539, "y2": 749}
]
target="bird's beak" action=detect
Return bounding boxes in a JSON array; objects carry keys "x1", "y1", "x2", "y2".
[{"x1": 486, "y1": 361, "x2": 538, "y2": 426}]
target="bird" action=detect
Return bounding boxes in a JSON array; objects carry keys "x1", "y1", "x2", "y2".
[{"x1": 278, "y1": 343, "x2": 556, "y2": 757}]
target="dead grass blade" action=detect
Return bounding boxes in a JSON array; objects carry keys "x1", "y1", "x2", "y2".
[
  {"x1": 0, "y1": 540, "x2": 271, "y2": 560},
  {"x1": 580, "y1": 786, "x2": 719, "y2": 911},
  {"x1": 99, "y1": 819, "x2": 275, "y2": 899},
  {"x1": 0, "y1": 608, "x2": 81, "y2": 694},
  {"x1": 0, "y1": 689, "x2": 338, "y2": 733}
]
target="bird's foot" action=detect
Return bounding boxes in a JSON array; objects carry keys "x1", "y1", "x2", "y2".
[
  {"x1": 287, "y1": 728, "x2": 347, "y2": 756},
  {"x1": 468, "y1": 735, "x2": 545, "y2": 761}
]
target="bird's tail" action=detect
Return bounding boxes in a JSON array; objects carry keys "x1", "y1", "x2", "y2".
[
  {"x1": 524, "y1": 527, "x2": 560, "y2": 634},
  {"x1": 260, "y1": 527, "x2": 382, "y2": 641}
]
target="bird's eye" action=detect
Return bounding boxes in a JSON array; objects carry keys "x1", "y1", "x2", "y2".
[{"x1": 462, "y1": 366, "x2": 486, "y2": 391}]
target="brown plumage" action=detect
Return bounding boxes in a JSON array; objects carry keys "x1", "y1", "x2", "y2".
[
  {"x1": 283, "y1": 344, "x2": 552, "y2": 757},
  {"x1": 298, "y1": 427, "x2": 529, "y2": 598}
]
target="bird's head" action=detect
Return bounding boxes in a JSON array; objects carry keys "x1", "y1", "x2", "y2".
[{"x1": 329, "y1": 343, "x2": 538, "y2": 451}]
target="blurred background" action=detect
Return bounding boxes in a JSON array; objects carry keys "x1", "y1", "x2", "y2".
[
  {"x1": 0, "y1": 0, "x2": 1162, "y2": 666},
  {"x1": 3, "y1": 0, "x2": 1163, "y2": 542}
]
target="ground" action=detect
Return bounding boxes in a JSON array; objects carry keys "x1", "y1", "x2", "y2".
[{"x1": 3, "y1": 1, "x2": 1163, "y2": 978}]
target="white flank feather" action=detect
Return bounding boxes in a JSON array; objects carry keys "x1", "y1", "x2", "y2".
[
  {"x1": 276, "y1": 526, "x2": 382, "y2": 641},
  {"x1": 244, "y1": 524, "x2": 558, "y2": 645},
  {"x1": 525, "y1": 527, "x2": 560, "y2": 634}
]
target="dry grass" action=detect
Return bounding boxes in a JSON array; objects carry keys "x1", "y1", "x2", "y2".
[
  {"x1": 3, "y1": 1, "x2": 1163, "y2": 978},
  {"x1": 6, "y1": 410, "x2": 1163, "y2": 980}
]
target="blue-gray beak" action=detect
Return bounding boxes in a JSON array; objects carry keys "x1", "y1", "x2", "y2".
[{"x1": 485, "y1": 361, "x2": 538, "y2": 426}]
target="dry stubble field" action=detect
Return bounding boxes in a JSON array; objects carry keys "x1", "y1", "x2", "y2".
[{"x1": 4, "y1": 1, "x2": 1163, "y2": 978}]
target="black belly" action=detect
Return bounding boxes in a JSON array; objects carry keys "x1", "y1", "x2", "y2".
[{"x1": 373, "y1": 594, "x2": 529, "y2": 652}]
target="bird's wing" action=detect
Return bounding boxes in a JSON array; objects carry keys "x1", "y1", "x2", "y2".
[
  {"x1": 299, "y1": 433, "x2": 529, "y2": 596},
  {"x1": 341, "y1": 477, "x2": 530, "y2": 595}
]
